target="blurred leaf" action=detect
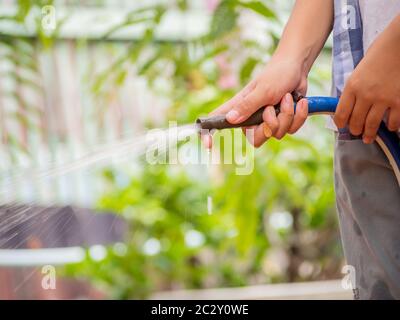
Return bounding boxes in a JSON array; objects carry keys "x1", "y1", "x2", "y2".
[
  {"x1": 177, "y1": 0, "x2": 188, "y2": 11},
  {"x1": 237, "y1": 1, "x2": 277, "y2": 19},
  {"x1": 209, "y1": 1, "x2": 239, "y2": 39},
  {"x1": 240, "y1": 57, "x2": 258, "y2": 85},
  {"x1": 15, "y1": 0, "x2": 32, "y2": 22}
]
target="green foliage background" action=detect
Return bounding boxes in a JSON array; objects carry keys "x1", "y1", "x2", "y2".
[{"x1": 1, "y1": 0, "x2": 343, "y2": 298}]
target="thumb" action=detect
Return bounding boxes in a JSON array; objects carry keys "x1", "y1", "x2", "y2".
[{"x1": 225, "y1": 87, "x2": 267, "y2": 124}]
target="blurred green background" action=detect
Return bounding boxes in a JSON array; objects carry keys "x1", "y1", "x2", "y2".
[{"x1": 0, "y1": 0, "x2": 342, "y2": 299}]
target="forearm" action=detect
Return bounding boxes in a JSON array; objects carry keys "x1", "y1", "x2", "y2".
[{"x1": 274, "y1": 0, "x2": 334, "y2": 74}]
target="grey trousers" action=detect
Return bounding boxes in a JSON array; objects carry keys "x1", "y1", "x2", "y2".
[{"x1": 334, "y1": 133, "x2": 400, "y2": 299}]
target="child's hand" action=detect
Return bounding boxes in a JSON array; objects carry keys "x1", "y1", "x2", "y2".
[
  {"x1": 334, "y1": 16, "x2": 400, "y2": 144},
  {"x1": 206, "y1": 57, "x2": 309, "y2": 148}
]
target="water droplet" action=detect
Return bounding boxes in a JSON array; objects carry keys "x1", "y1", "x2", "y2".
[{"x1": 207, "y1": 196, "x2": 213, "y2": 215}]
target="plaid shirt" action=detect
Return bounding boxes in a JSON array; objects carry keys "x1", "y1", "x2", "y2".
[
  {"x1": 332, "y1": 0, "x2": 364, "y2": 97},
  {"x1": 329, "y1": 0, "x2": 363, "y2": 136}
]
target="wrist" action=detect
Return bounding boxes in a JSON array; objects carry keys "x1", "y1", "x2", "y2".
[{"x1": 271, "y1": 47, "x2": 311, "y2": 76}]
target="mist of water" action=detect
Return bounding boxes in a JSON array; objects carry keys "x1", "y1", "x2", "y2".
[
  {"x1": 0, "y1": 123, "x2": 204, "y2": 250},
  {"x1": 1, "y1": 124, "x2": 200, "y2": 203}
]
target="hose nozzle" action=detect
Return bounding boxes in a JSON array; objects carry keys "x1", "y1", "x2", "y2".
[{"x1": 196, "y1": 92, "x2": 304, "y2": 131}]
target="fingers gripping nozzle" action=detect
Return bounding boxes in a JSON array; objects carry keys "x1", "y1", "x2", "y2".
[{"x1": 196, "y1": 92, "x2": 304, "y2": 131}]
